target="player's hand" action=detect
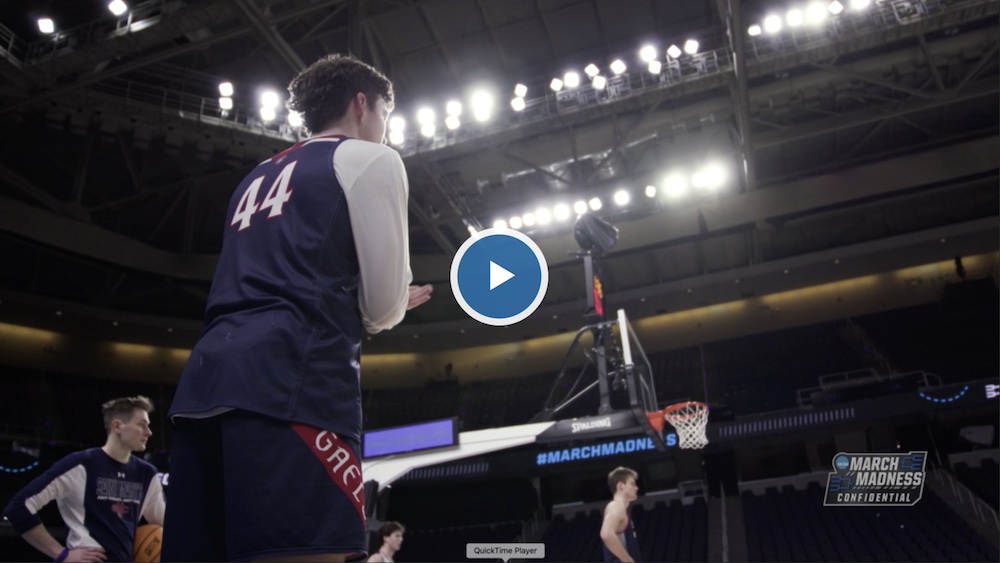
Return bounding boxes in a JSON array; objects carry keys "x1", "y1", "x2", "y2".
[
  {"x1": 407, "y1": 284, "x2": 433, "y2": 310},
  {"x1": 65, "y1": 547, "x2": 107, "y2": 562}
]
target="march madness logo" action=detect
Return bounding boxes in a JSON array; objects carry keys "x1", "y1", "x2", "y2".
[{"x1": 824, "y1": 451, "x2": 926, "y2": 506}]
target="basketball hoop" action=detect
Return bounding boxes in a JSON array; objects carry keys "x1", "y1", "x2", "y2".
[{"x1": 662, "y1": 401, "x2": 709, "y2": 449}]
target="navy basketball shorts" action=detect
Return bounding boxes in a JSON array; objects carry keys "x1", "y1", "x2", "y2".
[{"x1": 162, "y1": 410, "x2": 368, "y2": 562}]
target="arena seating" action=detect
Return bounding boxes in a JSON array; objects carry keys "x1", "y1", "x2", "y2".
[{"x1": 953, "y1": 459, "x2": 1000, "y2": 509}]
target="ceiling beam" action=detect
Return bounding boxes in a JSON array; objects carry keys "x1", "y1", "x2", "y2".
[{"x1": 231, "y1": 0, "x2": 306, "y2": 73}]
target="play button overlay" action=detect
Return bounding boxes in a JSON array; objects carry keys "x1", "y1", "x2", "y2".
[{"x1": 451, "y1": 228, "x2": 549, "y2": 326}]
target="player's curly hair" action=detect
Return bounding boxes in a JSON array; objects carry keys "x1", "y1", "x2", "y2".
[
  {"x1": 286, "y1": 54, "x2": 394, "y2": 134},
  {"x1": 101, "y1": 395, "x2": 154, "y2": 434}
]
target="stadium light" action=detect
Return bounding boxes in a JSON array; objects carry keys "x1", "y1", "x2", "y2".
[
  {"x1": 610, "y1": 59, "x2": 627, "y2": 75},
  {"x1": 648, "y1": 60, "x2": 662, "y2": 74},
  {"x1": 218, "y1": 82, "x2": 234, "y2": 97},
  {"x1": 764, "y1": 14, "x2": 783, "y2": 33},
  {"x1": 388, "y1": 116, "x2": 405, "y2": 132},
  {"x1": 592, "y1": 75, "x2": 607, "y2": 90},
  {"x1": 806, "y1": 2, "x2": 828, "y2": 23},
  {"x1": 553, "y1": 203, "x2": 571, "y2": 221},
  {"x1": 287, "y1": 111, "x2": 303, "y2": 128},
  {"x1": 260, "y1": 91, "x2": 280, "y2": 109},
  {"x1": 37, "y1": 18, "x2": 54, "y2": 34},
  {"x1": 564, "y1": 72, "x2": 580, "y2": 88},
  {"x1": 536, "y1": 207, "x2": 552, "y2": 225},
  {"x1": 514, "y1": 84, "x2": 528, "y2": 98},
  {"x1": 416, "y1": 107, "x2": 435, "y2": 126},
  {"x1": 639, "y1": 44, "x2": 657, "y2": 62},
  {"x1": 493, "y1": 219, "x2": 508, "y2": 229},
  {"x1": 666, "y1": 45, "x2": 682, "y2": 59},
  {"x1": 663, "y1": 173, "x2": 687, "y2": 198},
  {"x1": 786, "y1": 9, "x2": 804, "y2": 26},
  {"x1": 509, "y1": 216, "x2": 523, "y2": 229},
  {"x1": 388, "y1": 131, "x2": 405, "y2": 146},
  {"x1": 108, "y1": 0, "x2": 128, "y2": 16},
  {"x1": 522, "y1": 212, "x2": 537, "y2": 227},
  {"x1": 511, "y1": 97, "x2": 526, "y2": 112},
  {"x1": 445, "y1": 115, "x2": 460, "y2": 130},
  {"x1": 420, "y1": 123, "x2": 436, "y2": 138},
  {"x1": 613, "y1": 189, "x2": 630, "y2": 206},
  {"x1": 850, "y1": 0, "x2": 870, "y2": 10},
  {"x1": 683, "y1": 39, "x2": 699, "y2": 55},
  {"x1": 260, "y1": 106, "x2": 276, "y2": 122},
  {"x1": 573, "y1": 200, "x2": 588, "y2": 215},
  {"x1": 549, "y1": 78, "x2": 564, "y2": 92},
  {"x1": 584, "y1": 63, "x2": 600, "y2": 77},
  {"x1": 828, "y1": 1, "x2": 845, "y2": 14},
  {"x1": 645, "y1": 185, "x2": 657, "y2": 198},
  {"x1": 748, "y1": 24, "x2": 763, "y2": 36},
  {"x1": 219, "y1": 97, "x2": 233, "y2": 110},
  {"x1": 446, "y1": 100, "x2": 463, "y2": 116},
  {"x1": 589, "y1": 197, "x2": 603, "y2": 211},
  {"x1": 467, "y1": 225, "x2": 478, "y2": 236},
  {"x1": 471, "y1": 90, "x2": 493, "y2": 122}
]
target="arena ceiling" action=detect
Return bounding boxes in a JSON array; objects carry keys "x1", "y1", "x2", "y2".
[{"x1": 0, "y1": 0, "x2": 996, "y2": 355}]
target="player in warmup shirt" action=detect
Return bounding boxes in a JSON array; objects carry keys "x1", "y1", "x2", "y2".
[
  {"x1": 3, "y1": 396, "x2": 165, "y2": 563},
  {"x1": 162, "y1": 54, "x2": 432, "y2": 562},
  {"x1": 600, "y1": 466, "x2": 643, "y2": 563},
  {"x1": 367, "y1": 521, "x2": 404, "y2": 562}
]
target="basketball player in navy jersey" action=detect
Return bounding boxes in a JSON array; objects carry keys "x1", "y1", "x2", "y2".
[
  {"x1": 3, "y1": 396, "x2": 165, "y2": 563},
  {"x1": 600, "y1": 466, "x2": 643, "y2": 563},
  {"x1": 162, "y1": 54, "x2": 432, "y2": 562}
]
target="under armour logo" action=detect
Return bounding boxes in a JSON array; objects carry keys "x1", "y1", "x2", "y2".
[{"x1": 117, "y1": 472, "x2": 126, "y2": 479}]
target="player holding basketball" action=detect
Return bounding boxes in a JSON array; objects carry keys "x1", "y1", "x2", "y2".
[
  {"x1": 367, "y1": 521, "x2": 404, "y2": 562},
  {"x1": 162, "y1": 54, "x2": 432, "y2": 562},
  {"x1": 600, "y1": 466, "x2": 643, "y2": 563},
  {"x1": 3, "y1": 396, "x2": 165, "y2": 563}
]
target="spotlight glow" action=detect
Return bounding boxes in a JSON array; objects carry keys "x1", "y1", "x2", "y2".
[
  {"x1": 786, "y1": 9, "x2": 804, "y2": 26},
  {"x1": 522, "y1": 212, "x2": 537, "y2": 227},
  {"x1": 550, "y1": 78, "x2": 564, "y2": 92},
  {"x1": 666, "y1": 44, "x2": 682, "y2": 59},
  {"x1": 37, "y1": 18, "x2": 54, "y2": 34},
  {"x1": 806, "y1": 2, "x2": 828, "y2": 23},
  {"x1": 536, "y1": 207, "x2": 552, "y2": 225},
  {"x1": 514, "y1": 84, "x2": 528, "y2": 98},
  {"x1": 639, "y1": 44, "x2": 658, "y2": 62},
  {"x1": 663, "y1": 174, "x2": 687, "y2": 198},
  {"x1": 592, "y1": 75, "x2": 607, "y2": 90},
  {"x1": 493, "y1": 219, "x2": 508, "y2": 229},
  {"x1": 701, "y1": 163, "x2": 725, "y2": 190},
  {"x1": 589, "y1": 197, "x2": 603, "y2": 211},
  {"x1": 287, "y1": 111, "x2": 303, "y2": 127},
  {"x1": 445, "y1": 115, "x2": 460, "y2": 130},
  {"x1": 645, "y1": 185, "x2": 657, "y2": 198},
  {"x1": 829, "y1": 1, "x2": 845, "y2": 14},
  {"x1": 471, "y1": 91, "x2": 493, "y2": 122},
  {"x1": 683, "y1": 39, "x2": 699, "y2": 55},
  {"x1": 260, "y1": 91, "x2": 280, "y2": 109},
  {"x1": 259, "y1": 106, "x2": 276, "y2": 122},
  {"x1": 764, "y1": 14, "x2": 783, "y2": 33},
  {"x1": 584, "y1": 63, "x2": 600, "y2": 77},
  {"x1": 573, "y1": 200, "x2": 588, "y2": 215},
  {"x1": 416, "y1": 107, "x2": 435, "y2": 126},
  {"x1": 218, "y1": 82, "x2": 234, "y2": 97},
  {"x1": 467, "y1": 225, "x2": 478, "y2": 236},
  {"x1": 446, "y1": 100, "x2": 463, "y2": 116},
  {"x1": 610, "y1": 59, "x2": 627, "y2": 75},
  {"x1": 219, "y1": 97, "x2": 233, "y2": 110},
  {"x1": 108, "y1": 0, "x2": 128, "y2": 16},
  {"x1": 511, "y1": 97, "x2": 526, "y2": 111},
  {"x1": 388, "y1": 131, "x2": 405, "y2": 145},
  {"x1": 554, "y1": 203, "x2": 571, "y2": 221},
  {"x1": 613, "y1": 189, "x2": 630, "y2": 206},
  {"x1": 564, "y1": 72, "x2": 580, "y2": 88},
  {"x1": 420, "y1": 123, "x2": 436, "y2": 137},
  {"x1": 388, "y1": 116, "x2": 406, "y2": 132},
  {"x1": 748, "y1": 24, "x2": 763, "y2": 36},
  {"x1": 850, "y1": 0, "x2": 870, "y2": 10},
  {"x1": 509, "y1": 216, "x2": 523, "y2": 229},
  {"x1": 648, "y1": 60, "x2": 662, "y2": 74}
]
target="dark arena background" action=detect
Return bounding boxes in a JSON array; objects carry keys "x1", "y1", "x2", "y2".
[{"x1": 0, "y1": 0, "x2": 998, "y2": 561}]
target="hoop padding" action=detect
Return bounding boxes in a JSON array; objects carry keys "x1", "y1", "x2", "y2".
[{"x1": 662, "y1": 401, "x2": 709, "y2": 449}]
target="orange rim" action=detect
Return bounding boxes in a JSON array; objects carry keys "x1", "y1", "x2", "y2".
[
  {"x1": 645, "y1": 411, "x2": 665, "y2": 432},
  {"x1": 662, "y1": 401, "x2": 708, "y2": 421}
]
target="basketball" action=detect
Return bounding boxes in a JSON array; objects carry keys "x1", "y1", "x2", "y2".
[{"x1": 133, "y1": 524, "x2": 162, "y2": 563}]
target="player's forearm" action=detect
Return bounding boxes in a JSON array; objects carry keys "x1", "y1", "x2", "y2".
[
  {"x1": 21, "y1": 524, "x2": 64, "y2": 559},
  {"x1": 599, "y1": 533, "x2": 633, "y2": 562}
]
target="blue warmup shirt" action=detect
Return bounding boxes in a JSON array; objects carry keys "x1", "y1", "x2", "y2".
[
  {"x1": 2, "y1": 448, "x2": 161, "y2": 562},
  {"x1": 171, "y1": 136, "x2": 367, "y2": 441}
]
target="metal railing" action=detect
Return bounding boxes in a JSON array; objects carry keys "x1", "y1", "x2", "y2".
[{"x1": 931, "y1": 468, "x2": 1000, "y2": 536}]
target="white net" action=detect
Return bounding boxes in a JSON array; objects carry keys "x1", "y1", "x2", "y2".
[{"x1": 663, "y1": 401, "x2": 709, "y2": 449}]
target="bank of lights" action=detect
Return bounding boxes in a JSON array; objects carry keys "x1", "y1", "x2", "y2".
[
  {"x1": 751, "y1": 0, "x2": 858, "y2": 35},
  {"x1": 388, "y1": 116, "x2": 406, "y2": 146},
  {"x1": 108, "y1": 1, "x2": 128, "y2": 16},
  {"x1": 37, "y1": 18, "x2": 55, "y2": 34}
]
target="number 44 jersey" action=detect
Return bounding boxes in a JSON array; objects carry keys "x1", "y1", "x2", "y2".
[{"x1": 170, "y1": 136, "x2": 413, "y2": 443}]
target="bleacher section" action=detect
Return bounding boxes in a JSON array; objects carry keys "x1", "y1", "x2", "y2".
[
  {"x1": 542, "y1": 498, "x2": 709, "y2": 562},
  {"x1": 395, "y1": 521, "x2": 521, "y2": 562},
  {"x1": 741, "y1": 482, "x2": 998, "y2": 562},
  {"x1": 954, "y1": 459, "x2": 1000, "y2": 510}
]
